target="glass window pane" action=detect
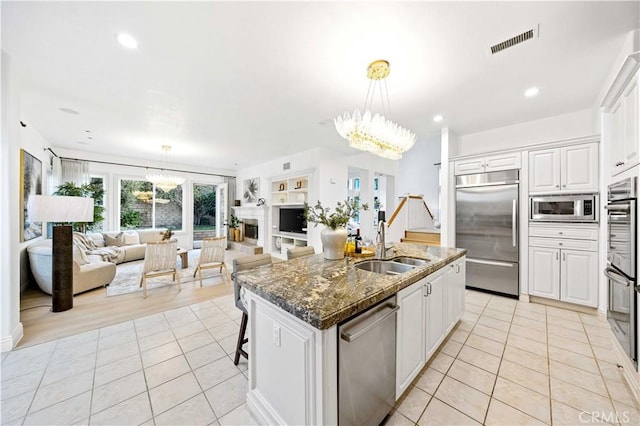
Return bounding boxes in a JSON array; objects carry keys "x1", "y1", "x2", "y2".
[
  {"x1": 87, "y1": 176, "x2": 105, "y2": 232},
  {"x1": 155, "y1": 185, "x2": 183, "y2": 231},
  {"x1": 120, "y1": 179, "x2": 153, "y2": 230}
]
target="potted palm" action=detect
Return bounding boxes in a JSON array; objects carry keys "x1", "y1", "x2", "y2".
[{"x1": 305, "y1": 199, "x2": 368, "y2": 259}]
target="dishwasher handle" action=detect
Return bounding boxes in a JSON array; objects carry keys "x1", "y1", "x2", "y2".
[{"x1": 340, "y1": 303, "x2": 399, "y2": 342}]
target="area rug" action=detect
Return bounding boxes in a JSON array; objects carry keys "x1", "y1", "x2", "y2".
[{"x1": 105, "y1": 249, "x2": 227, "y2": 297}]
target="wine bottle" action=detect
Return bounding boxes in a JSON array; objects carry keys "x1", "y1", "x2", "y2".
[{"x1": 354, "y1": 228, "x2": 362, "y2": 254}]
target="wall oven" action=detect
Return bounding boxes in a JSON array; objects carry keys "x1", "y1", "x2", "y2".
[
  {"x1": 530, "y1": 193, "x2": 598, "y2": 222},
  {"x1": 605, "y1": 177, "x2": 637, "y2": 368}
]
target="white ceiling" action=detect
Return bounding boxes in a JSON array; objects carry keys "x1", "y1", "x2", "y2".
[{"x1": 2, "y1": 1, "x2": 638, "y2": 172}]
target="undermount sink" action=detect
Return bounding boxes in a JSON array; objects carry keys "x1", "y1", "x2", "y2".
[
  {"x1": 354, "y1": 260, "x2": 415, "y2": 275},
  {"x1": 391, "y1": 257, "x2": 429, "y2": 266}
]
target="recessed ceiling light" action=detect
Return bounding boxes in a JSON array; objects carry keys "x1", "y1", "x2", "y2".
[
  {"x1": 524, "y1": 87, "x2": 539, "y2": 97},
  {"x1": 433, "y1": 115, "x2": 443, "y2": 123},
  {"x1": 59, "y1": 107, "x2": 79, "y2": 115},
  {"x1": 117, "y1": 33, "x2": 138, "y2": 49}
]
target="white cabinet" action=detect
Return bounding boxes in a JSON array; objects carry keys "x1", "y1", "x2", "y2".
[
  {"x1": 529, "y1": 143, "x2": 598, "y2": 193},
  {"x1": 395, "y1": 279, "x2": 426, "y2": 397},
  {"x1": 425, "y1": 271, "x2": 444, "y2": 358},
  {"x1": 454, "y1": 153, "x2": 521, "y2": 175},
  {"x1": 609, "y1": 70, "x2": 639, "y2": 175},
  {"x1": 395, "y1": 256, "x2": 466, "y2": 399},
  {"x1": 528, "y1": 225, "x2": 598, "y2": 307},
  {"x1": 602, "y1": 53, "x2": 640, "y2": 176}
]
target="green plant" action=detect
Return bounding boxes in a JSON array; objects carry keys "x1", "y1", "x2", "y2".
[
  {"x1": 229, "y1": 214, "x2": 240, "y2": 229},
  {"x1": 304, "y1": 199, "x2": 368, "y2": 230},
  {"x1": 121, "y1": 209, "x2": 142, "y2": 229},
  {"x1": 54, "y1": 181, "x2": 105, "y2": 231}
]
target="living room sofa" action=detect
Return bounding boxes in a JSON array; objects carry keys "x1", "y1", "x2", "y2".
[
  {"x1": 27, "y1": 239, "x2": 117, "y2": 295},
  {"x1": 86, "y1": 228, "x2": 167, "y2": 263},
  {"x1": 27, "y1": 228, "x2": 168, "y2": 295}
]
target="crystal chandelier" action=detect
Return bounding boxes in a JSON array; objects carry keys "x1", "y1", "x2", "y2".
[
  {"x1": 146, "y1": 145, "x2": 185, "y2": 192},
  {"x1": 335, "y1": 60, "x2": 416, "y2": 160}
]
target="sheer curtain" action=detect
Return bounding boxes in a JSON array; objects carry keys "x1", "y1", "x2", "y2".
[{"x1": 61, "y1": 159, "x2": 90, "y2": 186}]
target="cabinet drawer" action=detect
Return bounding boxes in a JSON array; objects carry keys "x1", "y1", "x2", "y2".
[
  {"x1": 529, "y1": 237, "x2": 598, "y2": 251},
  {"x1": 529, "y1": 225, "x2": 598, "y2": 240}
]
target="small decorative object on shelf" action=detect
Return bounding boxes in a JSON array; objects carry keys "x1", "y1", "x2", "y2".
[
  {"x1": 279, "y1": 183, "x2": 286, "y2": 191},
  {"x1": 257, "y1": 197, "x2": 266, "y2": 206},
  {"x1": 305, "y1": 199, "x2": 368, "y2": 260},
  {"x1": 160, "y1": 229, "x2": 174, "y2": 241}
]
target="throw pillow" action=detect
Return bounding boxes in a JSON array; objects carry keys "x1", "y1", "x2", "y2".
[
  {"x1": 123, "y1": 231, "x2": 140, "y2": 246},
  {"x1": 103, "y1": 232, "x2": 124, "y2": 247},
  {"x1": 72, "y1": 245, "x2": 89, "y2": 266}
]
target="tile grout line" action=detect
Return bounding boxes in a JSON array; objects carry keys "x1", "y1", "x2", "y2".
[
  {"x1": 132, "y1": 315, "x2": 156, "y2": 426},
  {"x1": 21, "y1": 337, "x2": 59, "y2": 423}
]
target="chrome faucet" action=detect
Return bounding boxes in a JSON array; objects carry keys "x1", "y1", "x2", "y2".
[{"x1": 376, "y1": 219, "x2": 386, "y2": 258}]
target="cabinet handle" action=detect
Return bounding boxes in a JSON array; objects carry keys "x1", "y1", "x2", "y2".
[
  {"x1": 427, "y1": 283, "x2": 432, "y2": 295},
  {"x1": 562, "y1": 253, "x2": 566, "y2": 261},
  {"x1": 562, "y1": 185, "x2": 566, "y2": 188},
  {"x1": 556, "y1": 185, "x2": 560, "y2": 188},
  {"x1": 616, "y1": 161, "x2": 624, "y2": 167},
  {"x1": 556, "y1": 252, "x2": 559, "y2": 260},
  {"x1": 558, "y1": 242, "x2": 563, "y2": 246},
  {"x1": 558, "y1": 232, "x2": 563, "y2": 235},
  {"x1": 456, "y1": 265, "x2": 461, "y2": 273}
]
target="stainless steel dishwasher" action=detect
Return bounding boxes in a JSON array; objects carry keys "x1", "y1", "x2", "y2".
[{"x1": 339, "y1": 296, "x2": 398, "y2": 426}]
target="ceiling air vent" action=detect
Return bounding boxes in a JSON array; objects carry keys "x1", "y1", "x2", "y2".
[{"x1": 490, "y1": 26, "x2": 538, "y2": 54}]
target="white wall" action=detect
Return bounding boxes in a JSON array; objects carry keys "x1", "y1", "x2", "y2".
[
  {"x1": 397, "y1": 133, "x2": 441, "y2": 220},
  {"x1": 1, "y1": 51, "x2": 53, "y2": 351},
  {"x1": 455, "y1": 108, "x2": 600, "y2": 157},
  {"x1": 235, "y1": 148, "x2": 398, "y2": 251}
]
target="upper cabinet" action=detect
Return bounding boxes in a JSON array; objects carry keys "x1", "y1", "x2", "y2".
[
  {"x1": 529, "y1": 143, "x2": 598, "y2": 193},
  {"x1": 454, "y1": 152, "x2": 521, "y2": 175},
  {"x1": 602, "y1": 53, "x2": 640, "y2": 176}
]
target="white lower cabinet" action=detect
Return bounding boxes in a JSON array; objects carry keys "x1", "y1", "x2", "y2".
[
  {"x1": 396, "y1": 256, "x2": 466, "y2": 399},
  {"x1": 395, "y1": 278, "x2": 426, "y2": 397},
  {"x1": 529, "y1": 245, "x2": 598, "y2": 307}
]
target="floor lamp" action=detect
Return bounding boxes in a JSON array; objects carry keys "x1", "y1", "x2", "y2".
[{"x1": 28, "y1": 195, "x2": 94, "y2": 312}]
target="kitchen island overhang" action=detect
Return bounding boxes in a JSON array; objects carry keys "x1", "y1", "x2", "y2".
[{"x1": 233, "y1": 243, "x2": 467, "y2": 425}]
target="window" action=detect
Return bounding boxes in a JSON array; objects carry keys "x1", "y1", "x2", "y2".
[
  {"x1": 87, "y1": 176, "x2": 105, "y2": 232},
  {"x1": 119, "y1": 179, "x2": 183, "y2": 231}
]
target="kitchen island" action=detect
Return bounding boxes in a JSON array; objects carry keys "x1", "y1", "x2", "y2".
[{"x1": 234, "y1": 243, "x2": 466, "y2": 425}]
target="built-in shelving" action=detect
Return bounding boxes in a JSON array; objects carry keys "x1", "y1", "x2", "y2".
[{"x1": 271, "y1": 176, "x2": 309, "y2": 205}]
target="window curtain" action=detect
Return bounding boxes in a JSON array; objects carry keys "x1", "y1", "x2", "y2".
[{"x1": 61, "y1": 159, "x2": 90, "y2": 186}]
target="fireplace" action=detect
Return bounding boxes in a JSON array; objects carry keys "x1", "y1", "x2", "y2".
[{"x1": 243, "y1": 219, "x2": 259, "y2": 244}]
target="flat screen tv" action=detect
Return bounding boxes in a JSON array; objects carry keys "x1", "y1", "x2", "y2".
[{"x1": 279, "y1": 207, "x2": 307, "y2": 234}]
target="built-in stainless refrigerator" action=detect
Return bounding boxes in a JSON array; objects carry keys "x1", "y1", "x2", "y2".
[{"x1": 456, "y1": 170, "x2": 519, "y2": 297}]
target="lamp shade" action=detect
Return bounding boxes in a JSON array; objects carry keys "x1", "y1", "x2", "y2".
[{"x1": 28, "y1": 195, "x2": 94, "y2": 222}]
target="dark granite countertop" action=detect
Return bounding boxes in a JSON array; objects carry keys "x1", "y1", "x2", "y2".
[{"x1": 233, "y1": 243, "x2": 466, "y2": 330}]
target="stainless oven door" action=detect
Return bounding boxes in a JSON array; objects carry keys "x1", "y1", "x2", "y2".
[
  {"x1": 605, "y1": 266, "x2": 636, "y2": 367},
  {"x1": 606, "y1": 200, "x2": 636, "y2": 278}
]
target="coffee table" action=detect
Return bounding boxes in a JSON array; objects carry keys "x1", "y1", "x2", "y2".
[{"x1": 177, "y1": 248, "x2": 188, "y2": 269}]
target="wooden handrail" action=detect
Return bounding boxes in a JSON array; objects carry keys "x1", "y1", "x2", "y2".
[
  {"x1": 423, "y1": 200, "x2": 434, "y2": 220},
  {"x1": 387, "y1": 197, "x2": 407, "y2": 226}
]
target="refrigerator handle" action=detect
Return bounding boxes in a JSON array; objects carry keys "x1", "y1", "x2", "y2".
[{"x1": 512, "y1": 199, "x2": 517, "y2": 247}]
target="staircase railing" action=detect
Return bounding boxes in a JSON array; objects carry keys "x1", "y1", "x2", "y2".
[{"x1": 386, "y1": 195, "x2": 435, "y2": 243}]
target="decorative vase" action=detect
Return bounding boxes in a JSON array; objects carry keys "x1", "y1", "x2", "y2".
[
  {"x1": 321, "y1": 227, "x2": 348, "y2": 260},
  {"x1": 230, "y1": 229, "x2": 236, "y2": 241},
  {"x1": 236, "y1": 228, "x2": 243, "y2": 242}
]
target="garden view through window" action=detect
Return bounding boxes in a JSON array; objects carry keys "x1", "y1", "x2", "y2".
[{"x1": 120, "y1": 179, "x2": 183, "y2": 231}]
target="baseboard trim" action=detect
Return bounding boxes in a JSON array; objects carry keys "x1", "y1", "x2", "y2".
[
  {"x1": 1, "y1": 322, "x2": 24, "y2": 353},
  {"x1": 611, "y1": 335, "x2": 640, "y2": 404}
]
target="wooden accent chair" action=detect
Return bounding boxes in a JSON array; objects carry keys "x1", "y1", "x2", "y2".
[
  {"x1": 193, "y1": 236, "x2": 228, "y2": 286},
  {"x1": 286, "y1": 246, "x2": 315, "y2": 260},
  {"x1": 139, "y1": 240, "x2": 181, "y2": 298},
  {"x1": 232, "y1": 253, "x2": 272, "y2": 365}
]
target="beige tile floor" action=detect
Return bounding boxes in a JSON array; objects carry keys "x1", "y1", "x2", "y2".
[
  {"x1": 1, "y1": 289, "x2": 639, "y2": 425},
  {"x1": 388, "y1": 291, "x2": 640, "y2": 426}
]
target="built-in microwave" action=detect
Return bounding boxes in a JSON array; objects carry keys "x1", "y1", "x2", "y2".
[{"x1": 529, "y1": 193, "x2": 598, "y2": 222}]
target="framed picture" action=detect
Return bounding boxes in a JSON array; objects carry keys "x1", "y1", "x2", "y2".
[
  {"x1": 243, "y1": 177, "x2": 259, "y2": 203},
  {"x1": 20, "y1": 149, "x2": 43, "y2": 241}
]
